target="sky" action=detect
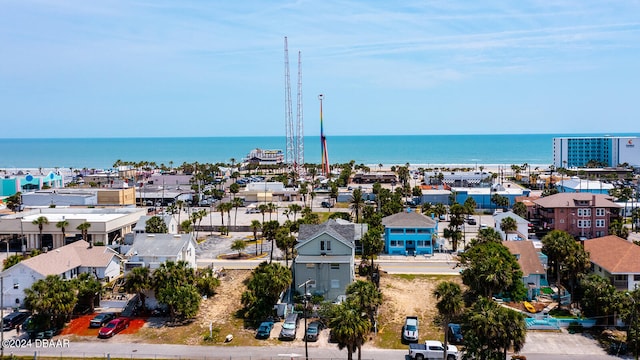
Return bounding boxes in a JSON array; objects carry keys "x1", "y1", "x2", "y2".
[{"x1": 1, "y1": 1, "x2": 640, "y2": 138}]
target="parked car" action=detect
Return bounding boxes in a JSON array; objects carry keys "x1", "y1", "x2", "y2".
[
  {"x1": 98, "y1": 317, "x2": 130, "y2": 338},
  {"x1": 89, "y1": 312, "x2": 116, "y2": 328},
  {"x1": 467, "y1": 218, "x2": 477, "y2": 225},
  {"x1": 306, "y1": 321, "x2": 322, "y2": 342},
  {"x1": 402, "y1": 316, "x2": 419, "y2": 343},
  {"x1": 2, "y1": 311, "x2": 30, "y2": 331},
  {"x1": 448, "y1": 323, "x2": 464, "y2": 345},
  {"x1": 409, "y1": 340, "x2": 459, "y2": 360},
  {"x1": 278, "y1": 313, "x2": 299, "y2": 341},
  {"x1": 321, "y1": 201, "x2": 334, "y2": 208},
  {"x1": 255, "y1": 321, "x2": 274, "y2": 339}
]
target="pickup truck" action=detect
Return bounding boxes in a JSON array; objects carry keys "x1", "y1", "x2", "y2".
[
  {"x1": 409, "y1": 340, "x2": 459, "y2": 360},
  {"x1": 402, "y1": 316, "x2": 419, "y2": 343}
]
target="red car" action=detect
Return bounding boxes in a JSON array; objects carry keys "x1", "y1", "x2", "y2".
[{"x1": 98, "y1": 318, "x2": 130, "y2": 338}]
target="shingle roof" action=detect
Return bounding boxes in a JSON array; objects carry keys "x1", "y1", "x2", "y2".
[
  {"x1": 533, "y1": 193, "x2": 619, "y2": 208},
  {"x1": 129, "y1": 233, "x2": 193, "y2": 257},
  {"x1": 20, "y1": 240, "x2": 120, "y2": 276},
  {"x1": 583, "y1": 235, "x2": 640, "y2": 274},
  {"x1": 502, "y1": 240, "x2": 545, "y2": 276},
  {"x1": 298, "y1": 219, "x2": 367, "y2": 243},
  {"x1": 382, "y1": 211, "x2": 437, "y2": 228}
]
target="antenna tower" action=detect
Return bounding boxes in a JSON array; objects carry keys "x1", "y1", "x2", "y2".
[
  {"x1": 284, "y1": 37, "x2": 294, "y2": 168},
  {"x1": 295, "y1": 51, "x2": 304, "y2": 173}
]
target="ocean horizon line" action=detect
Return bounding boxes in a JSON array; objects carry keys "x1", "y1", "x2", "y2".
[{"x1": 1, "y1": 132, "x2": 638, "y2": 140}]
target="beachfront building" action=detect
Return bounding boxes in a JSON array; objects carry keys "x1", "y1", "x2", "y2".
[
  {"x1": 124, "y1": 233, "x2": 197, "y2": 271},
  {"x1": 494, "y1": 211, "x2": 531, "y2": 240},
  {"x1": 381, "y1": 210, "x2": 439, "y2": 255},
  {"x1": 242, "y1": 181, "x2": 300, "y2": 202},
  {"x1": 21, "y1": 187, "x2": 136, "y2": 207},
  {"x1": 0, "y1": 207, "x2": 146, "y2": 250},
  {"x1": 502, "y1": 240, "x2": 547, "y2": 300},
  {"x1": 553, "y1": 136, "x2": 640, "y2": 168},
  {"x1": 532, "y1": 193, "x2": 621, "y2": 239},
  {"x1": 0, "y1": 171, "x2": 64, "y2": 197},
  {"x1": 244, "y1": 148, "x2": 284, "y2": 166},
  {"x1": 423, "y1": 171, "x2": 492, "y2": 187},
  {"x1": 294, "y1": 220, "x2": 361, "y2": 301},
  {"x1": 583, "y1": 235, "x2": 640, "y2": 291},
  {"x1": 555, "y1": 177, "x2": 615, "y2": 195},
  {"x1": 0, "y1": 240, "x2": 122, "y2": 307}
]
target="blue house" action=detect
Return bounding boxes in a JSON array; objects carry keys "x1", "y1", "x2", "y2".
[{"x1": 382, "y1": 210, "x2": 438, "y2": 255}]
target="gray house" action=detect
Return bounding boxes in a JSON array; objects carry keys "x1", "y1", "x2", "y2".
[{"x1": 293, "y1": 220, "x2": 364, "y2": 301}]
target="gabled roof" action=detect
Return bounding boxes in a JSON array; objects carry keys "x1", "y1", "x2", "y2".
[
  {"x1": 502, "y1": 240, "x2": 545, "y2": 276},
  {"x1": 583, "y1": 235, "x2": 640, "y2": 274},
  {"x1": 296, "y1": 220, "x2": 356, "y2": 250},
  {"x1": 382, "y1": 211, "x2": 437, "y2": 228},
  {"x1": 129, "y1": 233, "x2": 194, "y2": 257},
  {"x1": 18, "y1": 240, "x2": 121, "y2": 276},
  {"x1": 533, "y1": 193, "x2": 619, "y2": 208},
  {"x1": 494, "y1": 211, "x2": 529, "y2": 225},
  {"x1": 298, "y1": 219, "x2": 367, "y2": 243}
]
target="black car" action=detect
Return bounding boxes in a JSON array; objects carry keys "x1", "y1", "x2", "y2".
[
  {"x1": 89, "y1": 312, "x2": 117, "y2": 328},
  {"x1": 306, "y1": 321, "x2": 322, "y2": 342},
  {"x1": 2, "y1": 311, "x2": 30, "y2": 331},
  {"x1": 467, "y1": 218, "x2": 477, "y2": 225}
]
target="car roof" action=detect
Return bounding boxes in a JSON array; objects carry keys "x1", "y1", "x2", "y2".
[{"x1": 3, "y1": 312, "x2": 28, "y2": 319}]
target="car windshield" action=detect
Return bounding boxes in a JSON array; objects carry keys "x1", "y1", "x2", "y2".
[
  {"x1": 258, "y1": 325, "x2": 268, "y2": 331},
  {"x1": 307, "y1": 327, "x2": 317, "y2": 334},
  {"x1": 105, "y1": 322, "x2": 116, "y2": 329},
  {"x1": 406, "y1": 325, "x2": 417, "y2": 331},
  {"x1": 282, "y1": 323, "x2": 295, "y2": 330}
]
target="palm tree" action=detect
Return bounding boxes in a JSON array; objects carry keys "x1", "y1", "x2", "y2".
[
  {"x1": 123, "y1": 266, "x2": 152, "y2": 311},
  {"x1": 232, "y1": 197, "x2": 244, "y2": 228},
  {"x1": 216, "y1": 202, "x2": 228, "y2": 235},
  {"x1": 32, "y1": 216, "x2": 49, "y2": 250},
  {"x1": 56, "y1": 219, "x2": 69, "y2": 246},
  {"x1": 250, "y1": 220, "x2": 262, "y2": 255},
  {"x1": 349, "y1": 188, "x2": 365, "y2": 223},
  {"x1": 329, "y1": 302, "x2": 371, "y2": 360},
  {"x1": 345, "y1": 280, "x2": 382, "y2": 324},
  {"x1": 433, "y1": 281, "x2": 464, "y2": 360},
  {"x1": 287, "y1": 203, "x2": 302, "y2": 222},
  {"x1": 500, "y1": 217, "x2": 518, "y2": 239},
  {"x1": 76, "y1": 221, "x2": 92, "y2": 247}
]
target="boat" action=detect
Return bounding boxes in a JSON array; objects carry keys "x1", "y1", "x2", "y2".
[{"x1": 523, "y1": 301, "x2": 537, "y2": 313}]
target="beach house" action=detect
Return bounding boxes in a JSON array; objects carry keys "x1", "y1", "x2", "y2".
[
  {"x1": 583, "y1": 235, "x2": 640, "y2": 291},
  {"x1": 293, "y1": 220, "x2": 361, "y2": 301},
  {"x1": 381, "y1": 210, "x2": 439, "y2": 255}
]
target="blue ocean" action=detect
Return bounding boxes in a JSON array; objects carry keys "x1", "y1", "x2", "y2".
[{"x1": 0, "y1": 133, "x2": 637, "y2": 169}]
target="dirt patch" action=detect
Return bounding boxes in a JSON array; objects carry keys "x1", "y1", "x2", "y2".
[
  {"x1": 60, "y1": 315, "x2": 147, "y2": 337},
  {"x1": 372, "y1": 273, "x2": 463, "y2": 349}
]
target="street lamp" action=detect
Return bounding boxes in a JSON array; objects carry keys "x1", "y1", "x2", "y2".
[{"x1": 298, "y1": 279, "x2": 313, "y2": 360}]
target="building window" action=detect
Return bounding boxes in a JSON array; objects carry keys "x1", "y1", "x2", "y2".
[
  {"x1": 326, "y1": 241, "x2": 331, "y2": 251},
  {"x1": 578, "y1": 220, "x2": 591, "y2": 228},
  {"x1": 417, "y1": 229, "x2": 431, "y2": 234},
  {"x1": 595, "y1": 219, "x2": 605, "y2": 228},
  {"x1": 390, "y1": 229, "x2": 403, "y2": 234},
  {"x1": 321, "y1": 240, "x2": 331, "y2": 251},
  {"x1": 634, "y1": 275, "x2": 640, "y2": 281},
  {"x1": 596, "y1": 208, "x2": 605, "y2": 216},
  {"x1": 390, "y1": 240, "x2": 397, "y2": 246},
  {"x1": 331, "y1": 263, "x2": 340, "y2": 270},
  {"x1": 306, "y1": 263, "x2": 315, "y2": 269},
  {"x1": 577, "y1": 208, "x2": 591, "y2": 217}
]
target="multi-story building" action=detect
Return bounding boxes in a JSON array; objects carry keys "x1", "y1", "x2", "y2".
[
  {"x1": 533, "y1": 193, "x2": 621, "y2": 239},
  {"x1": 553, "y1": 136, "x2": 640, "y2": 168}
]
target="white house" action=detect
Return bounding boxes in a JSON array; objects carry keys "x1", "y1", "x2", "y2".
[
  {"x1": 133, "y1": 215, "x2": 179, "y2": 234},
  {"x1": 125, "y1": 233, "x2": 197, "y2": 271},
  {"x1": 0, "y1": 240, "x2": 122, "y2": 307},
  {"x1": 493, "y1": 211, "x2": 530, "y2": 240}
]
